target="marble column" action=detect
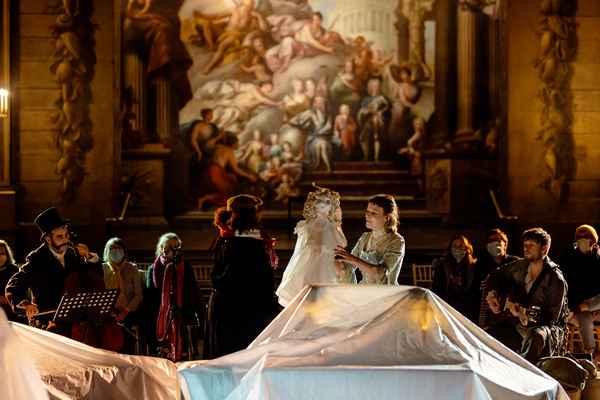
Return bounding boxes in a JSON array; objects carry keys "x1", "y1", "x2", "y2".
[
  {"x1": 488, "y1": 16, "x2": 501, "y2": 119},
  {"x1": 122, "y1": 19, "x2": 146, "y2": 133},
  {"x1": 400, "y1": 0, "x2": 435, "y2": 60},
  {"x1": 155, "y1": 76, "x2": 172, "y2": 138},
  {"x1": 433, "y1": 0, "x2": 457, "y2": 144},
  {"x1": 455, "y1": 6, "x2": 476, "y2": 137}
]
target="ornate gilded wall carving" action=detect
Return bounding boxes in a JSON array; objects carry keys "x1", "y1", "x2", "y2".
[
  {"x1": 535, "y1": 0, "x2": 577, "y2": 202},
  {"x1": 48, "y1": 0, "x2": 98, "y2": 201}
]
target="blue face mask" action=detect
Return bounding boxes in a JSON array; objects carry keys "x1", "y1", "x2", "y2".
[
  {"x1": 109, "y1": 248, "x2": 125, "y2": 263},
  {"x1": 452, "y1": 249, "x2": 466, "y2": 261}
]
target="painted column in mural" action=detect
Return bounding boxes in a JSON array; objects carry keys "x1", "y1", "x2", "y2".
[{"x1": 456, "y1": 4, "x2": 476, "y2": 138}]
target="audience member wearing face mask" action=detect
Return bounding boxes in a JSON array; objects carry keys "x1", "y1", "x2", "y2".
[
  {"x1": 559, "y1": 225, "x2": 600, "y2": 355},
  {"x1": 474, "y1": 229, "x2": 521, "y2": 288},
  {"x1": 431, "y1": 235, "x2": 481, "y2": 323},
  {"x1": 102, "y1": 237, "x2": 144, "y2": 352}
]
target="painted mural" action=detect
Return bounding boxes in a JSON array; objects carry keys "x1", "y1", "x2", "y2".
[{"x1": 125, "y1": 0, "x2": 435, "y2": 210}]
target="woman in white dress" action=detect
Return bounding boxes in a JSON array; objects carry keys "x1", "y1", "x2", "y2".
[
  {"x1": 334, "y1": 194, "x2": 405, "y2": 285},
  {"x1": 276, "y1": 185, "x2": 346, "y2": 306}
]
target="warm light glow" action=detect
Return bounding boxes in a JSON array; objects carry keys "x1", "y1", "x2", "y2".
[{"x1": 0, "y1": 89, "x2": 8, "y2": 118}]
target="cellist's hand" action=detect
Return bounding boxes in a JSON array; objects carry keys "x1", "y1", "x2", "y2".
[
  {"x1": 22, "y1": 301, "x2": 39, "y2": 319},
  {"x1": 116, "y1": 308, "x2": 130, "y2": 323},
  {"x1": 74, "y1": 244, "x2": 91, "y2": 259}
]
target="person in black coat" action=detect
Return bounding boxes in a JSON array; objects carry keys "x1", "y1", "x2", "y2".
[
  {"x1": 0, "y1": 240, "x2": 20, "y2": 321},
  {"x1": 204, "y1": 194, "x2": 279, "y2": 359},
  {"x1": 5, "y1": 208, "x2": 103, "y2": 335},
  {"x1": 560, "y1": 224, "x2": 600, "y2": 354},
  {"x1": 432, "y1": 235, "x2": 481, "y2": 323}
]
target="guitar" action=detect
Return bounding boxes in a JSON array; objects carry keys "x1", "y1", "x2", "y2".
[{"x1": 479, "y1": 277, "x2": 541, "y2": 328}]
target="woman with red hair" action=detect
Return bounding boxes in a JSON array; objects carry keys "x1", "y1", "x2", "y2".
[{"x1": 432, "y1": 235, "x2": 481, "y2": 323}]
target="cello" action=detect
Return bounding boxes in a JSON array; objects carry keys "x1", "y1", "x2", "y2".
[{"x1": 63, "y1": 232, "x2": 124, "y2": 352}]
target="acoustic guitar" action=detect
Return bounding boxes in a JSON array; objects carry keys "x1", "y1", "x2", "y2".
[{"x1": 479, "y1": 277, "x2": 540, "y2": 328}]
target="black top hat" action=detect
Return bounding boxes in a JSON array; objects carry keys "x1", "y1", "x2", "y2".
[{"x1": 35, "y1": 207, "x2": 69, "y2": 242}]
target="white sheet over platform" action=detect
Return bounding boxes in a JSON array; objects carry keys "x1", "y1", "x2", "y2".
[
  {"x1": 178, "y1": 284, "x2": 568, "y2": 400},
  {"x1": 7, "y1": 319, "x2": 178, "y2": 400}
]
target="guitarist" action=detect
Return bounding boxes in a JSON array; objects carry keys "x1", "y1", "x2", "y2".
[{"x1": 485, "y1": 227, "x2": 568, "y2": 365}]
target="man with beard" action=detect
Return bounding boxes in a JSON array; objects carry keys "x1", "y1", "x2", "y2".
[
  {"x1": 484, "y1": 227, "x2": 568, "y2": 364},
  {"x1": 6, "y1": 207, "x2": 102, "y2": 335}
]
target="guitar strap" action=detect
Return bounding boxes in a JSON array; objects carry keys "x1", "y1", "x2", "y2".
[{"x1": 525, "y1": 263, "x2": 551, "y2": 304}]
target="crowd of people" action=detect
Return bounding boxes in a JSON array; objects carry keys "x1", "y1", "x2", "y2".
[{"x1": 1, "y1": 203, "x2": 598, "y2": 368}]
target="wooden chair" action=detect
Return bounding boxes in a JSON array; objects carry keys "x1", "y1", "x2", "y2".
[
  {"x1": 412, "y1": 263, "x2": 434, "y2": 289},
  {"x1": 567, "y1": 324, "x2": 600, "y2": 354}
]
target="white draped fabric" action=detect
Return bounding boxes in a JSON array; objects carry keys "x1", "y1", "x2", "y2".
[
  {"x1": 179, "y1": 284, "x2": 568, "y2": 400},
  {"x1": 5, "y1": 315, "x2": 178, "y2": 400}
]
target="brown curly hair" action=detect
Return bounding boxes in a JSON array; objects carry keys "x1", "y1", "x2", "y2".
[{"x1": 214, "y1": 206, "x2": 261, "y2": 234}]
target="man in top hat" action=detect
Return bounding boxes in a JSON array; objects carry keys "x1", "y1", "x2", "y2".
[
  {"x1": 5, "y1": 207, "x2": 102, "y2": 334},
  {"x1": 560, "y1": 224, "x2": 600, "y2": 356}
]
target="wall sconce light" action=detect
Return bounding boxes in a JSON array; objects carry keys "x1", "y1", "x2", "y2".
[{"x1": 0, "y1": 89, "x2": 8, "y2": 118}]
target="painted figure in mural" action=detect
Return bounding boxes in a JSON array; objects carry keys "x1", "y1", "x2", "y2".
[
  {"x1": 304, "y1": 77, "x2": 317, "y2": 105},
  {"x1": 388, "y1": 51, "x2": 432, "y2": 153},
  {"x1": 352, "y1": 36, "x2": 374, "y2": 90},
  {"x1": 274, "y1": 172, "x2": 299, "y2": 203},
  {"x1": 196, "y1": 80, "x2": 284, "y2": 131},
  {"x1": 198, "y1": 135, "x2": 259, "y2": 210},
  {"x1": 358, "y1": 78, "x2": 391, "y2": 162},
  {"x1": 238, "y1": 54, "x2": 271, "y2": 82},
  {"x1": 334, "y1": 194, "x2": 405, "y2": 285},
  {"x1": 265, "y1": 12, "x2": 338, "y2": 74},
  {"x1": 485, "y1": 117, "x2": 501, "y2": 158},
  {"x1": 369, "y1": 49, "x2": 395, "y2": 79},
  {"x1": 329, "y1": 58, "x2": 363, "y2": 121},
  {"x1": 333, "y1": 104, "x2": 357, "y2": 162},
  {"x1": 190, "y1": 109, "x2": 221, "y2": 163},
  {"x1": 398, "y1": 117, "x2": 426, "y2": 197},
  {"x1": 266, "y1": 133, "x2": 284, "y2": 159},
  {"x1": 282, "y1": 78, "x2": 311, "y2": 123},
  {"x1": 291, "y1": 96, "x2": 334, "y2": 173},
  {"x1": 280, "y1": 141, "x2": 303, "y2": 182},
  {"x1": 240, "y1": 129, "x2": 267, "y2": 174},
  {"x1": 125, "y1": 0, "x2": 192, "y2": 102},
  {"x1": 277, "y1": 185, "x2": 347, "y2": 306},
  {"x1": 193, "y1": 0, "x2": 269, "y2": 75}
]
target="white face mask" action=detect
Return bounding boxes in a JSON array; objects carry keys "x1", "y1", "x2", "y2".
[
  {"x1": 0, "y1": 254, "x2": 6, "y2": 266},
  {"x1": 577, "y1": 239, "x2": 591, "y2": 254},
  {"x1": 487, "y1": 243, "x2": 504, "y2": 257}
]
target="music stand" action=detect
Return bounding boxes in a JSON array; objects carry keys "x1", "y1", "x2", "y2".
[{"x1": 53, "y1": 289, "x2": 120, "y2": 323}]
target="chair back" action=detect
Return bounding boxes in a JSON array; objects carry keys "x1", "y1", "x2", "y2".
[{"x1": 412, "y1": 263, "x2": 434, "y2": 289}]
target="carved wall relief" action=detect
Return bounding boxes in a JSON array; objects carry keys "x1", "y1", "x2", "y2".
[
  {"x1": 48, "y1": 0, "x2": 98, "y2": 201},
  {"x1": 535, "y1": 0, "x2": 577, "y2": 202}
]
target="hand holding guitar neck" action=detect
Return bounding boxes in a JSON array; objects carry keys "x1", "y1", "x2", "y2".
[{"x1": 504, "y1": 299, "x2": 540, "y2": 325}]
